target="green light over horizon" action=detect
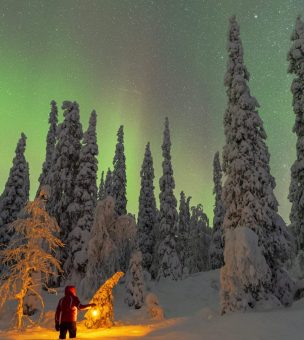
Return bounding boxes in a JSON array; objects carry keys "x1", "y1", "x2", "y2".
[{"x1": 0, "y1": 0, "x2": 302, "y2": 223}]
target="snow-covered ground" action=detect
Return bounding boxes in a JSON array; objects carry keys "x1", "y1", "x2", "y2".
[{"x1": 1, "y1": 269, "x2": 304, "y2": 339}]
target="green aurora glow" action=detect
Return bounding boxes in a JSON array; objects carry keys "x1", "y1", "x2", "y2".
[{"x1": 0, "y1": 0, "x2": 302, "y2": 222}]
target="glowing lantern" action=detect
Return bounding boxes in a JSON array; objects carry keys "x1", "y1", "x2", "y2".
[{"x1": 92, "y1": 309, "x2": 99, "y2": 317}]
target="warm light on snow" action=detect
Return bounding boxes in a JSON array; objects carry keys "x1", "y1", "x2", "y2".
[{"x1": 1, "y1": 324, "x2": 156, "y2": 339}]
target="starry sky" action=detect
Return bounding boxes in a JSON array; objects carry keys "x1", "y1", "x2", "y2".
[{"x1": 0, "y1": 0, "x2": 302, "y2": 223}]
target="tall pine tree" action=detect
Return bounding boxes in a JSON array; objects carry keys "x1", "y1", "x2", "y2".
[
  {"x1": 104, "y1": 168, "x2": 113, "y2": 197},
  {"x1": 220, "y1": 16, "x2": 293, "y2": 313},
  {"x1": 48, "y1": 101, "x2": 83, "y2": 274},
  {"x1": 98, "y1": 171, "x2": 105, "y2": 201},
  {"x1": 177, "y1": 191, "x2": 191, "y2": 276},
  {"x1": 0, "y1": 133, "x2": 30, "y2": 247},
  {"x1": 156, "y1": 117, "x2": 182, "y2": 280},
  {"x1": 38, "y1": 100, "x2": 58, "y2": 191},
  {"x1": 288, "y1": 16, "x2": 304, "y2": 253},
  {"x1": 112, "y1": 126, "x2": 127, "y2": 215},
  {"x1": 188, "y1": 203, "x2": 211, "y2": 274},
  {"x1": 66, "y1": 110, "x2": 99, "y2": 281},
  {"x1": 209, "y1": 151, "x2": 225, "y2": 269},
  {"x1": 137, "y1": 142, "x2": 157, "y2": 272}
]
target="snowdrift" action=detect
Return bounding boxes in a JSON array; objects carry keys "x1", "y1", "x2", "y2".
[{"x1": 1, "y1": 269, "x2": 304, "y2": 339}]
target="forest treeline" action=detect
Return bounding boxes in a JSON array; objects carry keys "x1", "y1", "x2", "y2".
[{"x1": 0, "y1": 15, "x2": 304, "y2": 324}]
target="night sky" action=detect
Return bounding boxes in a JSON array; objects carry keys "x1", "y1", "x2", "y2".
[{"x1": 0, "y1": 0, "x2": 302, "y2": 222}]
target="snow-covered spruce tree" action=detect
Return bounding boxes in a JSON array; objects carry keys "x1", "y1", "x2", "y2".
[
  {"x1": 65, "y1": 110, "x2": 99, "y2": 282},
  {"x1": 80, "y1": 196, "x2": 136, "y2": 297},
  {"x1": 288, "y1": 16, "x2": 304, "y2": 254},
  {"x1": 220, "y1": 16, "x2": 293, "y2": 313},
  {"x1": 97, "y1": 170, "x2": 105, "y2": 201},
  {"x1": 176, "y1": 191, "x2": 191, "y2": 277},
  {"x1": 37, "y1": 100, "x2": 58, "y2": 192},
  {"x1": 112, "y1": 126, "x2": 127, "y2": 215},
  {"x1": 137, "y1": 142, "x2": 157, "y2": 272},
  {"x1": 188, "y1": 204, "x2": 211, "y2": 274},
  {"x1": 155, "y1": 117, "x2": 182, "y2": 280},
  {"x1": 0, "y1": 133, "x2": 30, "y2": 248},
  {"x1": 47, "y1": 101, "x2": 83, "y2": 274},
  {"x1": 125, "y1": 250, "x2": 145, "y2": 309},
  {"x1": 186, "y1": 196, "x2": 191, "y2": 226},
  {"x1": 80, "y1": 197, "x2": 119, "y2": 299},
  {"x1": 108, "y1": 212, "x2": 137, "y2": 274},
  {"x1": 209, "y1": 151, "x2": 225, "y2": 269},
  {"x1": 104, "y1": 168, "x2": 113, "y2": 197},
  {"x1": 0, "y1": 188, "x2": 63, "y2": 329}
]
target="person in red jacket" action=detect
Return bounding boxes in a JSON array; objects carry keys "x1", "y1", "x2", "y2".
[{"x1": 55, "y1": 285, "x2": 96, "y2": 339}]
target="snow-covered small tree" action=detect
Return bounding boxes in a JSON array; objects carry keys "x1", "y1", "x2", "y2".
[
  {"x1": 288, "y1": 16, "x2": 304, "y2": 253},
  {"x1": 112, "y1": 126, "x2": 127, "y2": 215},
  {"x1": 47, "y1": 101, "x2": 83, "y2": 274},
  {"x1": 137, "y1": 142, "x2": 157, "y2": 272},
  {"x1": 125, "y1": 250, "x2": 145, "y2": 309},
  {"x1": 37, "y1": 100, "x2": 58, "y2": 192},
  {"x1": 104, "y1": 168, "x2": 113, "y2": 197},
  {"x1": 145, "y1": 293, "x2": 164, "y2": 320},
  {"x1": 209, "y1": 151, "x2": 225, "y2": 269},
  {"x1": 220, "y1": 16, "x2": 293, "y2": 313},
  {"x1": 97, "y1": 171, "x2": 105, "y2": 201},
  {"x1": 84, "y1": 271, "x2": 124, "y2": 329},
  {"x1": 0, "y1": 133, "x2": 30, "y2": 248},
  {"x1": 0, "y1": 187, "x2": 63, "y2": 329},
  {"x1": 156, "y1": 118, "x2": 182, "y2": 280},
  {"x1": 65, "y1": 110, "x2": 99, "y2": 281}
]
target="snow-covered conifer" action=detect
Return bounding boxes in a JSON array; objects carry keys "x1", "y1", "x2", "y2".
[
  {"x1": 209, "y1": 151, "x2": 225, "y2": 269},
  {"x1": 177, "y1": 191, "x2": 191, "y2": 277},
  {"x1": 84, "y1": 271, "x2": 124, "y2": 329},
  {"x1": 188, "y1": 204, "x2": 211, "y2": 274},
  {"x1": 138, "y1": 142, "x2": 157, "y2": 272},
  {"x1": 80, "y1": 197, "x2": 119, "y2": 298},
  {"x1": 288, "y1": 16, "x2": 304, "y2": 253},
  {"x1": 112, "y1": 126, "x2": 127, "y2": 215},
  {"x1": 186, "y1": 196, "x2": 191, "y2": 226},
  {"x1": 125, "y1": 250, "x2": 145, "y2": 309},
  {"x1": 145, "y1": 293, "x2": 164, "y2": 320},
  {"x1": 220, "y1": 16, "x2": 293, "y2": 313},
  {"x1": 0, "y1": 133, "x2": 30, "y2": 247},
  {"x1": 38, "y1": 100, "x2": 58, "y2": 191},
  {"x1": 47, "y1": 101, "x2": 83, "y2": 273},
  {"x1": 108, "y1": 213, "x2": 137, "y2": 273},
  {"x1": 65, "y1": 110, "x2": 99, "y2": 281},
  {"x1": 178, "y1": 191, "x2": 188, "y2": 234},
  {"x1": 156, "y1": 118, "x2": 182, "y2": 280},
  {"x1": 98, "y1": 171, "x2": 105, "y2": 201},
  {"x1": 80, "y1": 195, "x2": 136, "y2": 297},
  {"x1": 104, "y1": 168, "x2": 113, "y2": 197}
]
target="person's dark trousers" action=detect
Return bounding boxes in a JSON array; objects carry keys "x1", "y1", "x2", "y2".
[{"x1": 59, "y1": 321, "x2": 77, "y2": 339}]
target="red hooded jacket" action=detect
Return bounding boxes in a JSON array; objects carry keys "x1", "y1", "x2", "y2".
[{"x1": 55, "y1": 286, "x2": 91, "y2": 323}]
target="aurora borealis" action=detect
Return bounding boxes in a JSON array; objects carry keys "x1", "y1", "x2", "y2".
[{"x1": 0, "y1": 0, "x2": 302, "y2": 222}]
